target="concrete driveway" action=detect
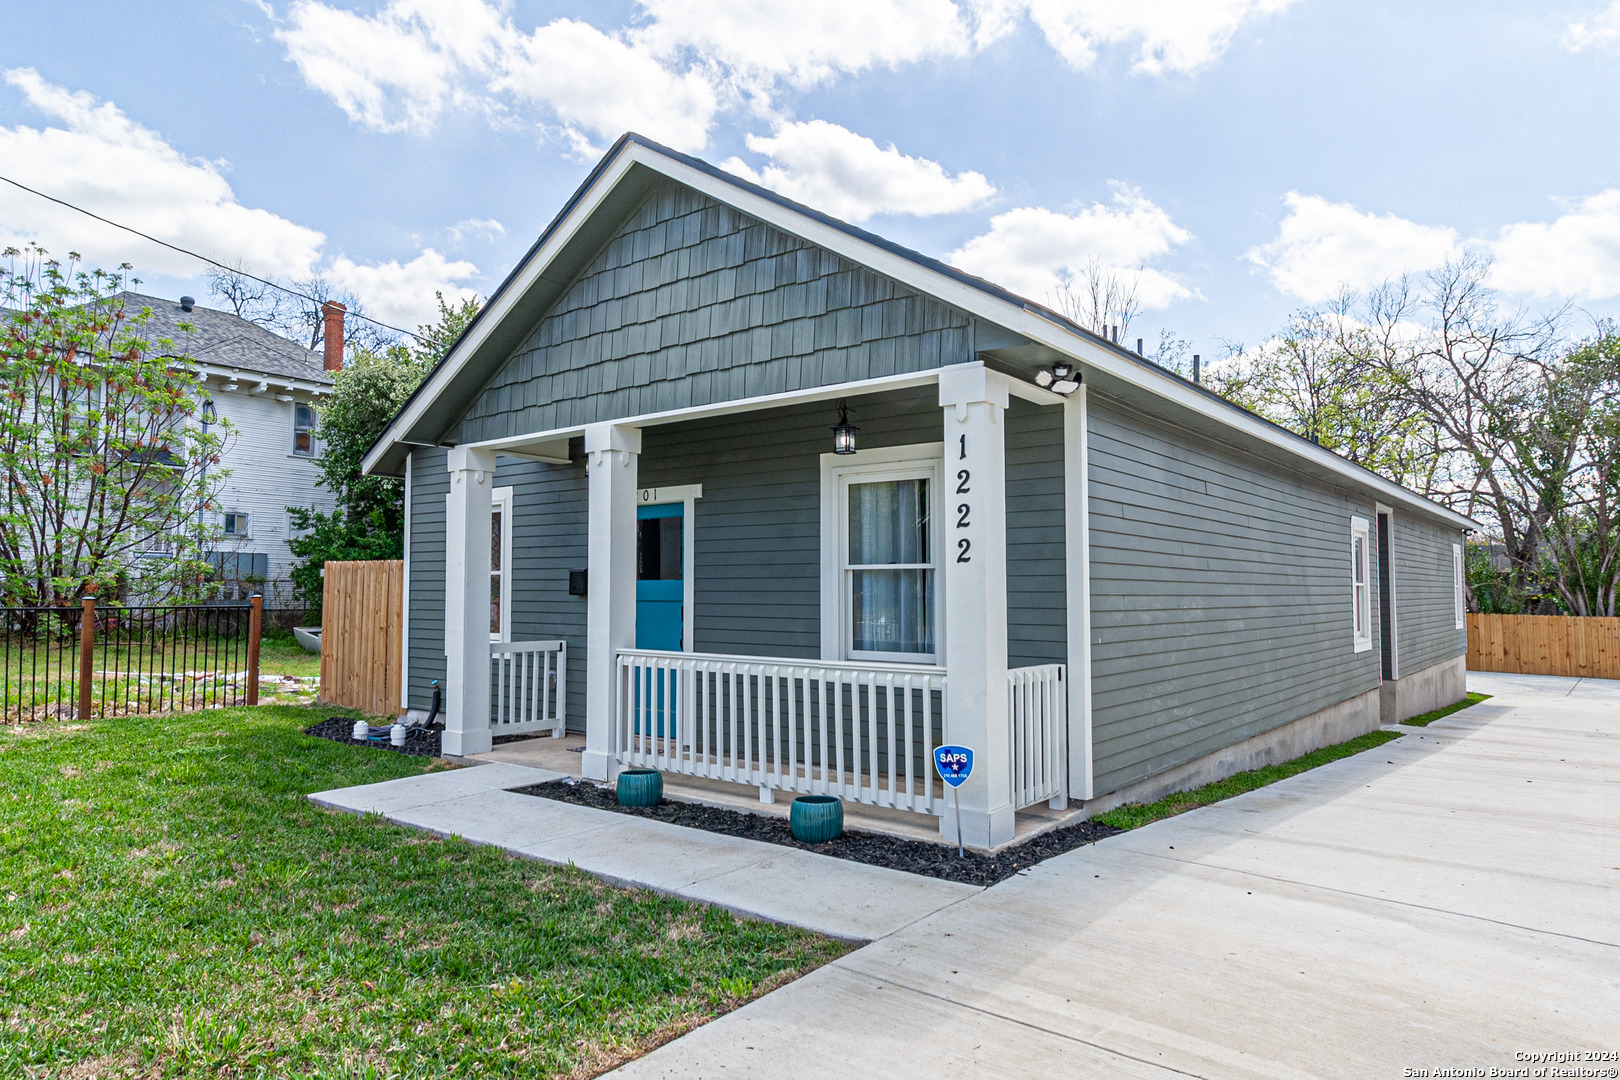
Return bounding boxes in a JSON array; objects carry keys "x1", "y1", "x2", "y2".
[{"x1": 613, "y1": 673, "x2": 1620, "y2": 1079}]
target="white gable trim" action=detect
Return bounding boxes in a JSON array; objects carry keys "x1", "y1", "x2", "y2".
[{"x1": 364, "y1": 139, "x2": 1476, "y2": 533}]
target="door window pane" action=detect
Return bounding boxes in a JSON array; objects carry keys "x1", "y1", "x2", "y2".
[{"x1": 637, "y1": 517, "x2": 682, "y2": 580}]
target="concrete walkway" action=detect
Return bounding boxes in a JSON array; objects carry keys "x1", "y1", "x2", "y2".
[
  {"x1": 611, "y1": 673, "x2": 1620, "y2": 1078},
  {"x1": 310, "y1": 762, "x2": 978, "y2": 941}
]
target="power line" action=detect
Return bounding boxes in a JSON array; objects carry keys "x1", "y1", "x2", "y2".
[{"x1": 0, "y1": 172, "x2": 423, "y2": 341}]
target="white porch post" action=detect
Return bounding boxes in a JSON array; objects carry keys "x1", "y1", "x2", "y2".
[
  {"x1": 1064, "y1": 385, "x2": 1095, "y2": 801},
  {"x1": 939, "y1": 363, "x2": 1014, "y2": 848},
  {"x1": 443, "y1": 446, "x2": 496, "y2": 756},
  {"x1": 582, "y1": 422, "x2": 641, "y2": 781}
]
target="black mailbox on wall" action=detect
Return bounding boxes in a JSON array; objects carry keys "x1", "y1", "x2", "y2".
[{"x1": 568, "y1": 568, "x2": 588, "y2": 597}]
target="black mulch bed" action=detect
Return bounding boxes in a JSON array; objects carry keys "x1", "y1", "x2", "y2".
[
  {"x1": 303, "y1": 717, "x2": 442, "y2": 758},
  {"x1": 510, "y1": 778, "x2": 1123, "y2": 887},
  {"x1": 303, "y1": 721, "x2": 553, "y2": 758}
]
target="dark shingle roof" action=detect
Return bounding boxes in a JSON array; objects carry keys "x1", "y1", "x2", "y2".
[{"x1": 116, "y1": 292, "x2": 331, "y2": 385}]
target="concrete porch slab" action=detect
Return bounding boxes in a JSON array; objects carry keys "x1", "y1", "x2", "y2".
[{"x1": 310, "y1": 759, "x2": 980, "y2": 940}]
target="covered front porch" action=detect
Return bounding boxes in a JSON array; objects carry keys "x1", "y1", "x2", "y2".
[{"x1": 433, "y1": 363, "x2": 1090, "y2": 849}]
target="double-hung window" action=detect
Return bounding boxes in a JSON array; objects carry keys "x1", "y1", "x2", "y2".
[
  {"x1": 823, "y1": 448, "x2": 942, "y2": 664},
  {"x1": 1351, "y1": 516, "x2": 1372, "y2": 653},
  {"x1": 490, "y1": 487, "x2": 513, "y2": 641},
  {"x1": 292, "y1": 403, "x2": 317, "y2": 457}
]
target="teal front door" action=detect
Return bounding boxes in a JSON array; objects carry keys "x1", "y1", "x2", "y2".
[{"x1": 635, "y1": 502, "x2": 684, "y2": 651}]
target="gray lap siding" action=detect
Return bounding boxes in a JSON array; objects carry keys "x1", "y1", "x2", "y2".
[
  {"x1": 405, "y1": 447, "x2": 449, "y2": 714},
  {"x1": 406, "y1": 385, "x2": 1068, "y2": 725},
  {"x1": 1087, "y1": 397, "x2": 1382, "y2": 796},
  {"x1": 1396, "y1": 513, "x2": 1466, "y2": 676}
]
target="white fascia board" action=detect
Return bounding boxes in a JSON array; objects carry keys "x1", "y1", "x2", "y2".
[
  {"x1": 462, "y1": 368, "x2": 941, "y2": 456},
  {"x1": 367, "y1": 139, "x2": 1475, "y2": 532},
  {"x1": 635, "y1": 148, "x2": 1479, "y2": 532},
  {"x1": 361, "y1": 151, "x2": 645, "y2": 477}
]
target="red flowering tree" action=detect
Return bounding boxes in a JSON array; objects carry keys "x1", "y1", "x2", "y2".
[{"x1": 0, "y1": 245, "x2": 231, "y2": 606}]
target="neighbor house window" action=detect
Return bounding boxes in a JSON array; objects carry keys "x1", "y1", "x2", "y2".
[
  {"x1": 292, "y1": 403, "x2": 316, "y2": 457},
  {"x1": 1351, "y1": 516, "x2": 1372, "y2": 653},
  {"x1": 1454, "y1": 543, "x2": 1466, "y2": 629},
  {"x1": 844, "y1": 473, "x2": 937, "y2": 660},
  {"x1": 490, "y1": 487, "x2": 513, "y2": 641},
  {"x1": 223, "y1": 512, "x2": 250, "y2": 538}
]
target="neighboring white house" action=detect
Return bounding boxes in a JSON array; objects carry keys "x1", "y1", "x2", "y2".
[{"x1": 126, "y1": 291, "x2": 341, "y2": 598}]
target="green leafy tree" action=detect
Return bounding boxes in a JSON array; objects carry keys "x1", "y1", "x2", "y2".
[
  {"x1": 0, "y1": 245, "x2": 231, "y2": 607},
  {"x1": 287, "y1": 292, "x2": 479, "y2": 610}
]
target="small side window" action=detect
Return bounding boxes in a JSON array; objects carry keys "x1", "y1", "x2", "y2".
[
  {"x1": 1454, "y1": 543, "x2": 1466, "y2": 630},
  {"x1": 293, "y1": 403, "x2": 317, "y2": 457},
  {"x1": 223, "y1": 512, "x2": 250, "y2": 537},
  {"x1": 1351, "y1": 517, "x2": 1372, "y2": 653}
]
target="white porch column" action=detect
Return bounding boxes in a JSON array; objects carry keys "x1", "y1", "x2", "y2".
[
  {"x1": 938, "y1": 363, "x2": 1014, "y2": 848},
  {"x1": 443, "y1": 446, "x2": 496, "y2": 756},
  {"x1": 1064, "y1": 385, "x2": 1095, "y2": 801},
  {"x1": 582, "y1": 422, "x2": 641, "y2": 781}
]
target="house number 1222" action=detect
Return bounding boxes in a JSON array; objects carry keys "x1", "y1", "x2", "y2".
[{"x1": 956, "y1": 434, "x2": 971, "y2": 562}]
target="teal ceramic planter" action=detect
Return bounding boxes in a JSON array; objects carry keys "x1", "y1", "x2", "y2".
[
  {"x1": 616, "y1": 768, "x2": 663, "y2": 807},
  {"x1": 790, "y1": 795, "x2": 844, "y2": 843}
]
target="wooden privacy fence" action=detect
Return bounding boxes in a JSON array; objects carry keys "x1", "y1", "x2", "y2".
[
  {"x1": 1466, "y1": 614, "x2": 1620, "y2": 679},
  {"x1": 320, "y1": 560, "x2": 403, "y2": 715}
]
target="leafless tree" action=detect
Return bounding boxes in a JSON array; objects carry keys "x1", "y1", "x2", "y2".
[{"x1": 1051, "y1": 257, "x2": 1141, "y2": 344}]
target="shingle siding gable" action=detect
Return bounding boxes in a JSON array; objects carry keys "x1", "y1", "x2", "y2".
[{"x1": 458, "y1": 183, "x2": 974, "y2": 442}]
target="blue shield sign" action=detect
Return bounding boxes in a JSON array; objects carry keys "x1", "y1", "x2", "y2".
[{"x1": 934, "y1": 745, "x2": 974, "y2": 788}]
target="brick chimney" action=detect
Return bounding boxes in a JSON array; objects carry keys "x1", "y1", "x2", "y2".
[{"x1": 321, "y1": 301, "x2": 346, "y2": 372}]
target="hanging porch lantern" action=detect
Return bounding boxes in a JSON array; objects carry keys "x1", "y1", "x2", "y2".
[{"x1": 832, "y1": 399, "x2": 859, "y2": 455}]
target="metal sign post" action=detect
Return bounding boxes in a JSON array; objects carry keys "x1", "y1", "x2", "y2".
[{"x1": 933, "y1": 745, "x2": 975, "y2": 858}]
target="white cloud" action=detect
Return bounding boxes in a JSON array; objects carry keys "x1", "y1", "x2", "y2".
[
  {"x1": 635, "y1": 0, "x2": 977, "y2": 91},
  {"x1": 446, "y1": 217, "x2": 505, "y2": 247},
  {"x1": 1566, "y1": 1, "x2": 1620, "y2": 51},
  {"x1": 328, "y1": 248, "x2": 479, "y2": 326},
  {"x1": 0, "y1": 71, "x2": 479, "y2": 326},
  {"x1": 1490, "y1": 190, "x2": 1620, "y2": 300},
  {"x1": 494, "y1": 18, "x2": 719, "y2": 153},
  {"x1": 1021, "y1": 0, "x2": 1300, "y2": 75},
  {"x1": 947, "y1": 183, "x2": 1193, "y2": 305},
  {"x1": 1245, "y1": 192, "x2": 1461, "y2": 301},
  {"x1": 276, "y1": 0, "x2": 509, "y2": 133},
  {"x1": 730, "y1": 121, "x2": 995, "y2": 222},
  {"x1": 270, "y1": 0, "x2": 1277, "y2": 155},
  {"x1": 0, "y1": 68, "x2": 324, "y2": 280}
]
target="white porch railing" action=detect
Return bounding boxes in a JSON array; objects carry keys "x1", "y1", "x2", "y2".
[
  {"x1": 1009, "y1": 664, "x2": 1067, "y2": 810},
  {"x1": 616, "y1": 649, "x2": 947, "y2": 814},
  {"x1": 491, "y1": 640, "x2": 566, "y2": 737}
]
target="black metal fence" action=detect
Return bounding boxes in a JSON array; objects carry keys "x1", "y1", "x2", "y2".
[{"x1": 1, "y1": 598, "x2": 262, "y2": 724}]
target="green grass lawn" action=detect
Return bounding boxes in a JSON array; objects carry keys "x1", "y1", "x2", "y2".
[
  {"x1": 0, "y1": 706, "x2": 845, "y2": 1078},
  {"x1": 1092, "y1": 729, "x2": 1407, "y2": 831},
  {"x1": 1399, "y1": 692, "x2": 1491, "y2": 727}
]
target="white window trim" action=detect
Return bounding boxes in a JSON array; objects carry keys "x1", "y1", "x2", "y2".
[
  {"x1": 1376, "y1": 503, "x2": 1400, "y2": 682},
  {"x1": 636, "y1": 483, "x2": 702, "y2": 653},
  {"x1": 292, "y1": 401, "x2": 317, "y2": 458},
  {"x1": 223, "y1": 511, "x2": 250, "y2": 539},
  {"x1": 490, "y1": 486, "x2": 513, "y2": 642},
  {"x1": 1351, "y1": 515, "x2": 1372, "y2": 653},
  {"x1": 819, "y1": 443, "x2": 945, "y2": 666},
  {"x1": 1453, "y1": 542, "x2": 1466, "y2": 630}
]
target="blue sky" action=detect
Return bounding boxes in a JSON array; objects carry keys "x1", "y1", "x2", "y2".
[{"x1": 3, "y1": 0, "x2": 1618, "y2": 354}]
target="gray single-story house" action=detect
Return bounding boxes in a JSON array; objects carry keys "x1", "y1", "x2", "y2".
[{"x1": 363, "y1": 134, "x2": 1476, "y2": 848}]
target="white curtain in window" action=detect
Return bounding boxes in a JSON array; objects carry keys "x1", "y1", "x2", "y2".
[{"x1": 848, "y1": 478, "x2": 933, "y2": 654}]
